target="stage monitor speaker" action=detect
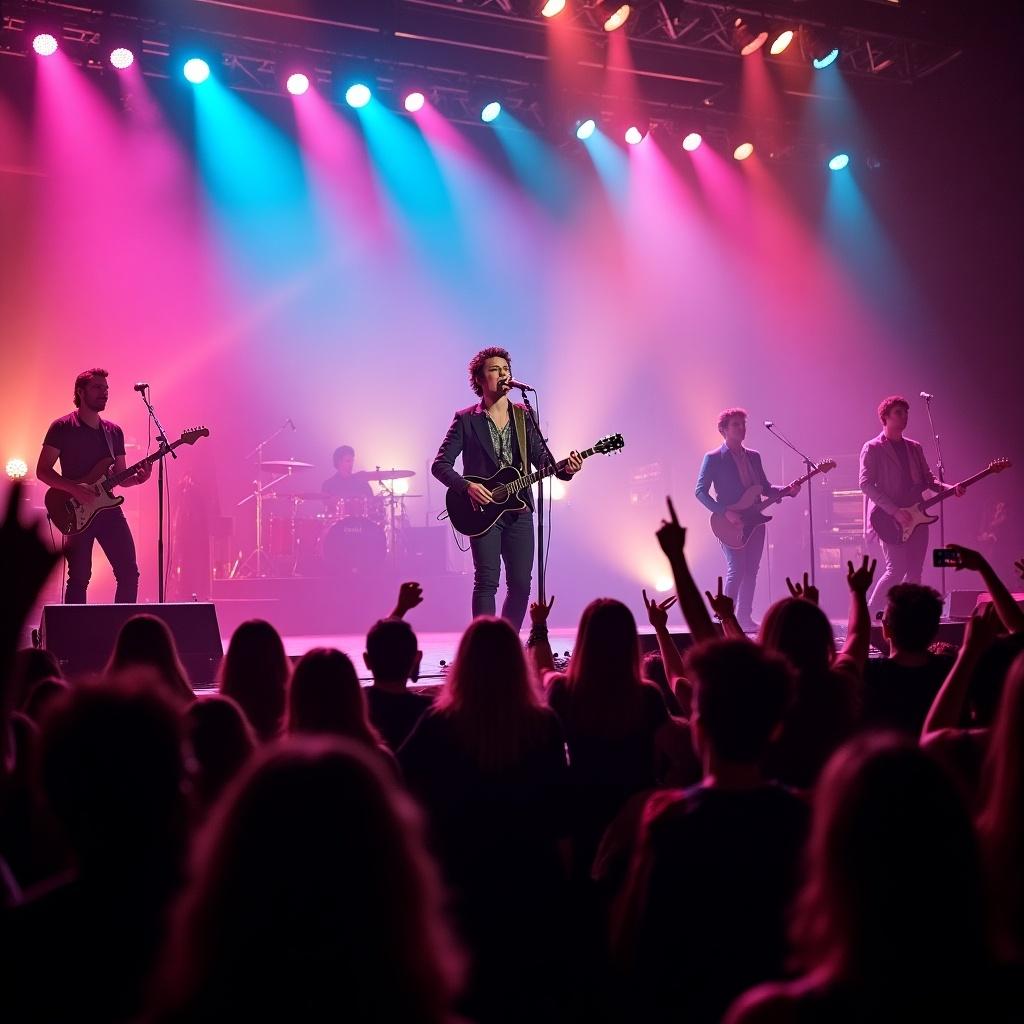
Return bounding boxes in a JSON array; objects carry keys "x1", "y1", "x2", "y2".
[
  {"x1": 40, "y1": 603, "x2": 223, "y2": 686},
  {"x1": 943, "y1": 590, "x2": 985, "y2": 621}
]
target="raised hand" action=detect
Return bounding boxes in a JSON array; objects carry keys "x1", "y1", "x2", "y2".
[
  {"x1": 946, "y1": 544, "x2": 987, "y2": 573},
  {"x1": 786, "y1": 572, "x2": 820, "y2": 606},
  {"x1": 643, "y1": 589, "x2": 677, "y2": 630},
  {"x1": 0, "y1": 481, "x2": 60, "y2": 625},
  {"x1": 656, "y1": 496, "x2": 686, "y2": 561},
  {"x1": 847, "y1": 555, "x2": 877, "y2": 595},
  {"x1": 392, "y1": 581, "x2": 424, "y2": 618},
  {"x1": 705, "y1": 576, "x2": 736, "y2": 621},
  {"x1": 529, "y1": 594, "x2": 555, "y2": 625},
  {"x1": 963, "y1": 602, "x2": 1003, "y2": 655}
]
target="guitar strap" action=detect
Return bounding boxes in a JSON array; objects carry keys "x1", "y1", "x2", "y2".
[{"x1": 512, "y1": 404, "x2": 529, "y2": 476}]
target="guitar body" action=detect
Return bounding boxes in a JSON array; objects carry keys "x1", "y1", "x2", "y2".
[
  {"x1": 710, "y1": 485, "x2": 773, "y2": 550},
  {"x1": 446, "y1": 468, "x2": 529, "y2": 538},
  {"x1": 870, "y1": 504, "x2": 938, "y2": 545},
  {"x1": 44, "y1": 458, "x2": 124, "y2": 536}
]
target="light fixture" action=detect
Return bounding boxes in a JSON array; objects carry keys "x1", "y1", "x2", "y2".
[
  {"x1": 769, "y1": 28, "x2": 795, "y2": 55},
  {"x1": 575, "y1": 118, "x2": 596, "y2": 140},
  {"x1": 345, "y1": 82, "x2": 372, "y2": 108},
  {"x1": 183, "y1": 57, "x2": 211, "y2": 84},
  {"x1": 806, "y1": 29, "x2": 841, "y2": 69},
  {"x1": 32, "y1": 33, "x2": 59, "y2": 57},
  {"x1": 624, "y1": 123, "x2": 647, "y2": 146},
  {"x1": 596, "y1": 2, "x2": 631, "y2": 33},
  {"x1": 285, "y1": 72, "x2": 310, "y2": 96},
  {"x1": 481, "y1": 100, "x2": 502, "y2": 123},
  {"x1": 733, "y1": 17, "x2": 768, "y2": 56},
  {"x1": 828, "y1": 152, "x2": 850, "y2": 171},
  {"x1": 404, "y1": 90, "x2": 426, "y2": 112},
  {"x1": 541, "y1": 0, "x2": 567, "y2": 16},
  {"x1": 5, "y1": 458, "x2": 28, "y2": 481},
  {"x1": 682, "y1": 131, "x2": 703, "y2": 152},
  {"x1": 733, "y1": 142, "x2": 754, "y2": 161}
]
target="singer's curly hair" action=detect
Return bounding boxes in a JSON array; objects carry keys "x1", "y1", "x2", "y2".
[
  {"x1": 73, "y1": 368, "x2": 108, "y2": 408},
  {"x1": 717, "y1": 407, "x2": 748, "y2": 436},
  {"x1": 468, "y1": 347, "x2": 512, "y2": 397},
  {"x1": 877, "y1": 395, "x2": 910, "y2": 424}
]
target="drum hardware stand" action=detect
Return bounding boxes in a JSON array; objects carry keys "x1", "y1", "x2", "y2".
[{"x1": 236, "y1": 418, "x2": 296, "y2": 578}]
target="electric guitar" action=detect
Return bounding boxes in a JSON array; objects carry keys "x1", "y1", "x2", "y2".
[
  {"x1": 45, "y1": 427, "x2": 210, "y2": 536},
  {"x1": 870, "y1": 457, "x2": 1012, "y2": 545},
  {"x1": 446, "y1": 433, "x2": 625, "y2": 537},
  {"x1": 710, "y1": 459, "x2": 837, "y2": 550}
]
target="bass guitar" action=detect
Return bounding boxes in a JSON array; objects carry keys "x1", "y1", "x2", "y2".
[
  {"x1": 45, "y1": 427, "x2": 210, "y2": 536},
  {"x1": 446, "y1": 433, "x2": 625, "y2": 537},
  {"x1": 869, "y1": 457, "x2": 1011, "y2": 545},
  {"x1": 711, "y1": 459, "x2": 837, "y2": 550}
]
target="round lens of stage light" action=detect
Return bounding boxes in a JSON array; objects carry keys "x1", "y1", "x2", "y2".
[
  {"x1": 5, "y1": 457, "x2": 28, "y2": 480},
  {"x1": 481, "y1": 101, "x2": 502, "y2": 123},
  {"x1": 183, "y1": 58, "x2": 210, "y2": 84},
  {"x1": 109, "y1": 46, "x2": 135, "y2": 70},
  {"x1": 542, "y1": 0, "x2": 567, "y2": 16},
  {"x1": 286, "y1": 73, "x2": 310, "y2": 96},
  {"x1": 828, "y1": 152, "x2": 850, "y2": 171},
  {"x1": 624, "y1": 125, "x2": 644, "y2": 146},
  {"x1": 346, "y1": 83, "x2": 372, "y2": 108},
  {"x1": 733, "y1": 142, "x2": 754, "y2": 161},
  {"x1": 682, "y1": 132, "x2": 703, "y2": 152},
  {"x1": 33, "y1": 33, "x2": 59, "y2": 57},
  {"x1": 603, "y1": 4, "x2": 631, "y2": 32},
  {"x1": 576, "y1": 118, "x2": 596, "y2": 140},
  {"x1": 404, "y1": 91, "x2": 426, "y2": 113},
  {"x1": 769, "y1": 30, "x2": 794, "y2": 55},
  {"x1": 813, "y1": 48, "x2": 840, "y2": 69}
]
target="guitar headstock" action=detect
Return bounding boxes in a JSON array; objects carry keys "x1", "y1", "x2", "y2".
[
  {"x1": 816, "y1": 459, "x2": 837, "y2": 474},
  {"x1": 594, "y1": 433, "x2": 625, "y2": 456},
  {"x1": 989, "y1": 457, "x2": 1012, "y2": 473},
  {"x1": 181, "y1": 426, "x2": 210, "y2": 445}
]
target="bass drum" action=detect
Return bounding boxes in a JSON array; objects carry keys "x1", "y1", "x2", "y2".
[{"x1": 321, "y1": 516, "x2": 387, "y2": 575}]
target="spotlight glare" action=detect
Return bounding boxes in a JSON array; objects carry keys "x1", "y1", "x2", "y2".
[
  {"x1": 624, "y1": 125, "x2": 644, "y2": 146},
  {"x1": 32, "y1": 33, "x2": 59, "y2": 57},
  {"x1": 549, "y1": 478, "x2": 567, "y2": 501},
  {"x1": 5, "y1": 458, "x2": 28, "y2": 481},
  {"x1": 541, "y1": 0, "x2": 567, "y2": 16},
  {"x1": 286, "y1": 72, "x2": 310, "y2": 96},
  {"x1": 575, "y1": 118, "x2": 596, "y2": 141},
  {"x1": 183, "y1": 57, "x2": 210, "y2": 84},
  {"x1": 733, "y1": 142, "x2": 754, "y2": 161},
  {"x1": 769, "y1": 30, "x2": 794, "y2": 55},
  {"x1": 682, "y1": 131, "x2": 703, "y2": 152},
  {"x1": 346, "y1": 83, "x2": 372, "y2": 108},
  {"x1": 481, "y1": 100, "x2": 502, "y2": 123},
  {"x1": 812, "y1": 47, "x2": 840, "y2": 69},
  {"x1": 603, "y1": 4, "x2": 632, "y2": 32},
  {"x1": 828, "y1": 152, "x2": 850, "y2": 171},
  {"x1": 404, "y1": 90, "x2": 426, "y2": 113},
  {"x1": 109, "y1": 46, "x2": 135, "y2": 70},
  {"x1": 654, "y1": 576, "x2": 673, "y2": 594}
]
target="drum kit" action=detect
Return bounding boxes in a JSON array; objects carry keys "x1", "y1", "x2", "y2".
[{"x1": 237, "y1": 457, "x2": 420, "y2": 577}]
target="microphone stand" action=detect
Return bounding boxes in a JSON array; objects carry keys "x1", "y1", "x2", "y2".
[
  {"x1": 765, "y1": 422, "x2": 817, "y2": 586},
  {"x1": 238, "y1": 419, "x2": 295, "y2": 577},
  {"x1": 923, "y1": 395, "x2": 947, "y2": 597},
  {"x1": 136, "y1": 386, "x2": 176, "y2": 603}
]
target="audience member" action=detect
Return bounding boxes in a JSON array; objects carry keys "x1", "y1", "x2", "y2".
[
  {"x1": 105, "y1": 614, "x2": 195, "y2": 705},
  {"x1": 184, "y1": 695, "x2": 256, "y2": 822},
  {"x1": 364, "y1": 616, "x2": 432, "y2": 751},
  {"x1": 217, "y1": 619, "x2": 290, "y2": 742}
]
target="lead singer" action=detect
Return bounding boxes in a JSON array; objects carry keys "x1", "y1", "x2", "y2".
[{"x1": 432, "y1": 347, "x2": 582, "y2": 629}]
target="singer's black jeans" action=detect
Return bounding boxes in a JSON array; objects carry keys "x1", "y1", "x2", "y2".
[
  {"x1": 470, "y1": 510, "x2": 535, "y2": 631},
  {"x1": 64, "y1": 507, "x2": 140, "y2": 604}
]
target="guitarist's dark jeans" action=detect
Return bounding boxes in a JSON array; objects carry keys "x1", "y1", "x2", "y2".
[
  {"x1": 721, "y1": 525, "x2": 766, "y2": 627},
  {"x1": 64, "y1": 508, "x2": 140, "y2": 604},
  {"x1": 868, "y1": 526, "x2": 929, "y2": 618},
  {"x1": 470, "y1": 510, "x2": 534, "y2": 630}
]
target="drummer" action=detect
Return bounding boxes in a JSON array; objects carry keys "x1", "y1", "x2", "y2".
[{"x1": 322, "y1": 445, "x2": 374, "y2": 500}]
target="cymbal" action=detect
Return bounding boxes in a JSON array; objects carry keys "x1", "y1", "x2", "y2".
[
  {"x1": 261, "y1": 460, "x2": 314, "y2": 472},
  {"x1": 359, "y1": 469, "x2": 416, "y2": 481}
]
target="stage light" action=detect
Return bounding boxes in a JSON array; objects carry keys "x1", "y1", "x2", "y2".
[
  {"x1": 404, "y1": 90, "x2": 426, "y2": 112},
  {"x1": 109, "y1": 46, "x2": 135, "y2": 70},
  {"x1": 541, "y1": 0, "x2": 566, "y2": 16},
  {"x1": 32, "y1": 33, "x2": 59, "y2": 57},
  {"x1": 828, "y1": 152, "x2": 850, "y2": 171},
  {"x1": 549, "y1": 478, "x2": 567, "y2": 501},
  {"x1": 183, "y1": 57, "x2": 211, "y2": 84},
  {"x1": 392, "y1": 478, "x2": 410, "y2": 496},
  {"x1": 806, "y1": 29, "x2": 841, "y2": 69},
  {"x1": 346, "y1": 82, "x2": 372, "y2": 108},
  {"x1": 769, "y1": 29, "x2": 795, "y2": 55},
  {"x1": 682, "y1": 131, "x2": 703, "y2": 152},
  {"x1": 733, "y1": 142, "x2": 754, "y2": 161},
  {"x1": 481, "y1": 100, "x2": 502, "y2": 123},
  {"x1": 624, "y1": 124, "x2": 646, "y2": 146},
  {"x1": 654, "y1": 576, "x2": 673, "y2": 594},
  {"x1": 286, "y1": 72, "x2": 310, "y2": 96},
  {"x1": 596, "y1": 2, "x2": 631, "y2": 32},
  {"x1": 5, "y1": 458, "x2": 28, "y2": 481},
  {"x1": 813, "y1": 47, "x2": 840, "y2": 69},
  {"x1": 733, "y1": 17, "x2": 768, "y2": 56},
  {"x1": 575, "y1": 118, "x2": 596, "y2": 140}
]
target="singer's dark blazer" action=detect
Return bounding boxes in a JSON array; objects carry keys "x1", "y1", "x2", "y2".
[
  {"x1": 432, "y1": 402, "x2": 573, "y2": 514},
  {"x1": 694, "y1": 443, "x2": 781, "y2": 515}
]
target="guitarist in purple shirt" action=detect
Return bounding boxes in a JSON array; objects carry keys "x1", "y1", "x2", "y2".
[
  {"x1": 36, "y1": 368, "x2": 151, "y2": 603},
  {"x1": 432, "y1": 347, "x2": 582, "y2": 629},
  {"x1": 695, "y1": 408, "x2": 800, "y2": 632}
]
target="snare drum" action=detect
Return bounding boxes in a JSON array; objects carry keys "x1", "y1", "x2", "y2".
[{"x1": 322, "y1": 517, "x2": 386, "y2": 574}]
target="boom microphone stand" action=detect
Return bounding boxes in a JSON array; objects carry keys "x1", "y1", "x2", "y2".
[
  {"x1": 765, "y1": 421, "x2": 817, "y2": 586},
  {"x1": 922, "y1": 392, "x2": 947, "y2": 596},
  {"x1": 136, "y1": 385, "x2": 176, "y2": 603}
]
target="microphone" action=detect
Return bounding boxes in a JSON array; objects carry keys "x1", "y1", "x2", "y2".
[
  {"x1": 764, "y1": 420, "x2": 774, "y2": 428},
  {"x1": 920, "y1": 391, "x2": 934, "y2": 400},
  {"x1": 133, "y1": 382, "x2": 149, "y2": 392},
  {"x1": 500, "y1": 376, "x2": 535, "y2": 392}
]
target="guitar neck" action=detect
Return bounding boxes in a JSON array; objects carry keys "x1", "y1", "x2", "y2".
[
  {"x1": 107, "y1": 439, "x2": 187, "y2": 488},
  {"x1": 757, "y1": 466, "x2": 821, "y2": 512},
  {"x1": 920, "y1": 467, "x2": 992, "y2": 511},
  {"x1": 508, "y1": 446, "x2": 598, "y2": 495}
]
